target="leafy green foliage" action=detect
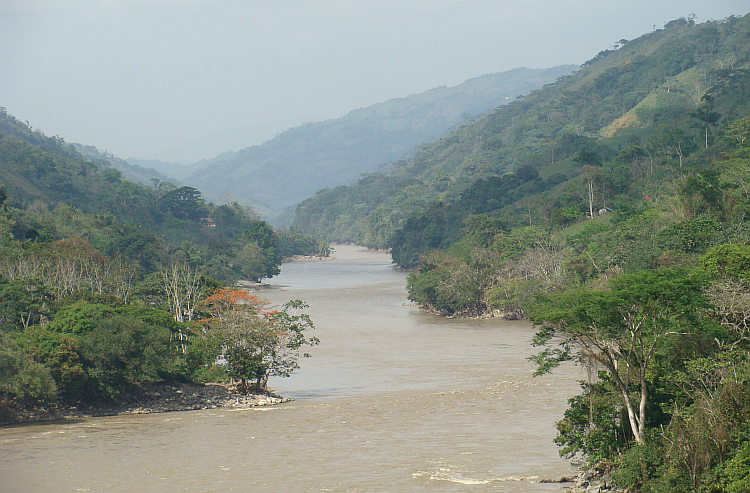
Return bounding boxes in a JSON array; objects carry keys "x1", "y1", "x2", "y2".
[
  {"x1": 78, "y1": 313, "x2": 174, "y2": 397},
  {"x1": 708, "y1": 441, "x2": 750, "y2": 493},
  {"x1": 390, "y1": 168, "x2": 555, "y2": 267},
  {"x1": 554, "y1": 380, "x2": 631, "y2": 464},
  {"x1": 16, "y1": 303, "x2": 183, "y2": 399},
  {"x1": 0, "y1": 332, "x2": 57, "y2": 402},
  {"x1": 158, "y1": 186, "x2": 208, "y2": 221},
  {"x1": 198, "y1": 289, "x2": 318, "y2": 390},
  {"x1": 0, "y1": 115, "x2": 326, "y2": 409},
  {"x1": 701, "y1": 244, "x2": 750, "y2": 280},
  {"x1": 17, "y1": 327, "x2": 88, "y2": 399},
  {"x1": 0, "y1": 275, "x2": 51, "y2": 331},
  {"x1": 237, "y1": 220, "x2": 282, "y2": 280},
  {"x1": 276, "y1": 229, "x2": 331, "y2": 257}
]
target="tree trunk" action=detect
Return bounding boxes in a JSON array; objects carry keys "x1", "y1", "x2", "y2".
[{"x1": 608, "y1": 354, "x2": 645, "y2": 443}]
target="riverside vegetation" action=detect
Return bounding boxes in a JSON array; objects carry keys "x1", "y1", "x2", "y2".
[
  {"x1": 293, "y1": 14, "x2": 750, "y2": 492},
  {"x1": 4, "y1": 12, "x2": 750, "y2": 491},
  {"x1": 0, "y1": 109, "x2": 326, "y2": 423}
]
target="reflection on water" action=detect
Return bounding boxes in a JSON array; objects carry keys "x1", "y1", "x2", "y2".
[{"x1": 0, "y1": 245, "x2": 581, "y2": 492}]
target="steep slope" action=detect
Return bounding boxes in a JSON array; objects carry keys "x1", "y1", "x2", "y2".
[
  {"x1": 74, "y1": 144, "x2": 181, "y2": 188},
  {"x1": 292, "y1": 14, "x2": 750, "y2": 257},
  {"x1": 0, "y1": 109, "x2": 182, "y2": 195},
  {"x1": 384, "y1": 15, "x2": 750, "y2": 491},
  {"x1": 180, "y1": 66, "x2": 576, "y2": 222}
]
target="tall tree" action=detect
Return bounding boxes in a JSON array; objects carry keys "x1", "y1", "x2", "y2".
[
  {"x1": 529, "y1": 269, "x2": 714, "y2": 444},
  {"x1": 158, "y1": 186, "x2": 207, "y2": 221},
  {"x1": 690, "y1": 94, "x2": 721, "y2": 149}
]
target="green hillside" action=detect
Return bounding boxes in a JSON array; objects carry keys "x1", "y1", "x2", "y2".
[
  {"x1": 0, "y1": 112, "x2": 326, "y2": 416},
  {"x1": 73, "y1": 144, "x2": 181, "y2": 189},
  {"x1": 294, "y1": 14, "x2": 750, "y2": 491},
  {"x1": 293, "y1": 14, "x2": 750, "y2": 257},
  {"x1": 178, "y1": 66, "x2": 576, "y2": 223}
]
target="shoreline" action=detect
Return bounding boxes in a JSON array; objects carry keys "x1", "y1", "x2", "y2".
[
  {"x1": 0, "y1": 382, "x2": 290, "y2": 426},
  {"x1": 282, "y1": 254, "x2": 334, "y2": 262},
  {"x1": 409, "y1": 302, "x2": 524, "y2": 321}
]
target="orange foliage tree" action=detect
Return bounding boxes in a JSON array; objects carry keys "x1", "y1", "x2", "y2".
[{"x1": 198, "y1": 287, "x2": 317, "y2": 390}]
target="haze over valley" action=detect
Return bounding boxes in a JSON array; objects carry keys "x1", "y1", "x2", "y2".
[{"x1": 3, "y1": 3, "x2": 750, "y2": 492}]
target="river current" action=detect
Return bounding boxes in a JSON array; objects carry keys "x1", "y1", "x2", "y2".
[{"x1": 1, "y1": 245, "x2": 582, "y2": 492}]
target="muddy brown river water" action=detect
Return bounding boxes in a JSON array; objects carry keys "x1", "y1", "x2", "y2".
[{"x1": 0, "y1": 245, "x2": 582, "y2": 492}]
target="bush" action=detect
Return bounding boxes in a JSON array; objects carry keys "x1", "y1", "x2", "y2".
[
  {"x1": 17, "y1": 326, "x2": 87, "y2": 399},
  {"x1": 37, "y1": 302, "x2": 187, "y2": 399},
  {"x1": 706, "y1": 440, "x2": 750, "y2": 493},
  {"x1": 79, "y1": 313, "x2": 173, "y2": 397},
  {"x1": 0, "y1": 333, "x2": 57, "y2": 402}
]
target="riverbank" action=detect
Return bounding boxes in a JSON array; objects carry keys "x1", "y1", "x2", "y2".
[
  {"x1": 283, "y1": 254, "x2": 334, "y2": 262},
  {"x1": 564, "y1": 468, "x2": 628, "y2": 493},
  {"x1": 410, "y1": 302, "x2": 523, "y2": 320},
  {"x1": 0, "y1": 382, "x2": 289, "y2": 426}
]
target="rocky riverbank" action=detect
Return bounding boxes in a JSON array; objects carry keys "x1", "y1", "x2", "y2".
[
  {"x1": 537, "y1": 465, "x2": 628, "y2": 492},
  {"x1": 563, "y1": 468, "x2": 628, "y2": 493},
  {"x1": 409, "y1": 302, "x2": 523, "y2": 320},
  {"x1": 0, "y1": 382, "x2": 289, "y2": 425},
  {"x1": 283, "y1": 254, "x2": 333, "y2": 262}
]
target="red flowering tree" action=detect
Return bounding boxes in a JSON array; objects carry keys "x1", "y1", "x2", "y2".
[{"x1": 199, "y1": 288, "x2": 317, "y2": 390}]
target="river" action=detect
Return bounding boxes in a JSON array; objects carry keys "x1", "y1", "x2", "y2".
[{"x1": 0, "y1": 245, "x2": 582, "y2": 492}]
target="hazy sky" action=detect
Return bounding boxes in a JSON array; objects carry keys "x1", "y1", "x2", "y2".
[{"x1": 2, "y1": 1, "x2": 748, "y2": 164}]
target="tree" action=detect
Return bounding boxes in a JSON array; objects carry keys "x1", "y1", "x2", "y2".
[
  {"x1": 580, "y1": 165, "x2": 601, "y2": 219},
  {"x1": 464, "y1": 214, "x2": 508, "y2": 248},
  {"x1": 158, "y1": 186, "x2": 207, "y2": 221},
  {"x1": 263, "y1": 300, "x2": 319, "y2": 385},
  {"x1": 701, "y1": 244, "x2": 750, "y2": 345},
  {"x1": 233, "y1": 243, "x2": 269, "y2": 282},
  {"x1": 514, "y1": 244, "x2": 566, "y2": 289},
  {"x1": 160, "y1": 263, "x2": 205, "y2": 323},
  {"x1": 160, "y1": 263, "x2": 206, "y2": 354},
  {"x1": 724, "y1": 116, "x2": 750, "y2": 149},
  {"x1": 42, "y1": 302, "x2": 181, "y2": 398},
  {"x1": 16, "y1": 326, "x2": 88, "y2": 399},
  {"x1": 0, "y1": 275, "x2": 51, "y2": 331},
  {"x1": 0, "y1": 333, "x2": 57, "y2": 403},
  {"x1": 79, "y1": 313, "x2": 174, "y2": 397},
  {"x1": 651, "y1": 126, "x2": 691, "y2": 168},
  {"x1": 238, "y1": 221, "x2": 282, "y2": 280},
  {"x1": 690, "y1": 94, "x2": 720, "y2": 149},
  {"x1": 199, "y1": 288, "x2": 268, "y2": 388},
  {"x1": 529, "y1": 269, "x2": 713, "y2": 444},
  {"x1": 100, "y1": 168, "x2": 121, "y2": 183},
  {"x1": 199, "y1": 289, "x2": 317, "y2": 390}
]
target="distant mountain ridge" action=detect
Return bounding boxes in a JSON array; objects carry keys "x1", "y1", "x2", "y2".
[
  {"x1": 291, "y1": 14, "x2": 750, "y2": 256},
  {"x1": 74, "y1": 145, "x2": 180, "y2": 188},
  {"x1": 176, "y1": 66, "x2": 577, "y2": 224},
  {"x1": 0, "y1": 108, "x2": 179, "y2": 195}
]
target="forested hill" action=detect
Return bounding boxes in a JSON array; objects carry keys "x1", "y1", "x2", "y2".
[
  {"x1": 0, "y1": 109, "x2": 180, "y2": 189},
  {"x1": 0, "y1": 108, "x2": 329, "y2": 284},
  {"x1": 292, "y1": 14, "x2": 750, "y2": 491},
  {"x1": 176, "y1": 66, "x2": 576, "y2": 223},
  {"x1": 0, "y1": 108, "x2": 329, "y2": 416},
  {"x1": 73, "y1": 144, "x2": 179, "y2": 189},
  {"x1": 292, "y1": 14, "x2": 750, "y2": 256}
]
